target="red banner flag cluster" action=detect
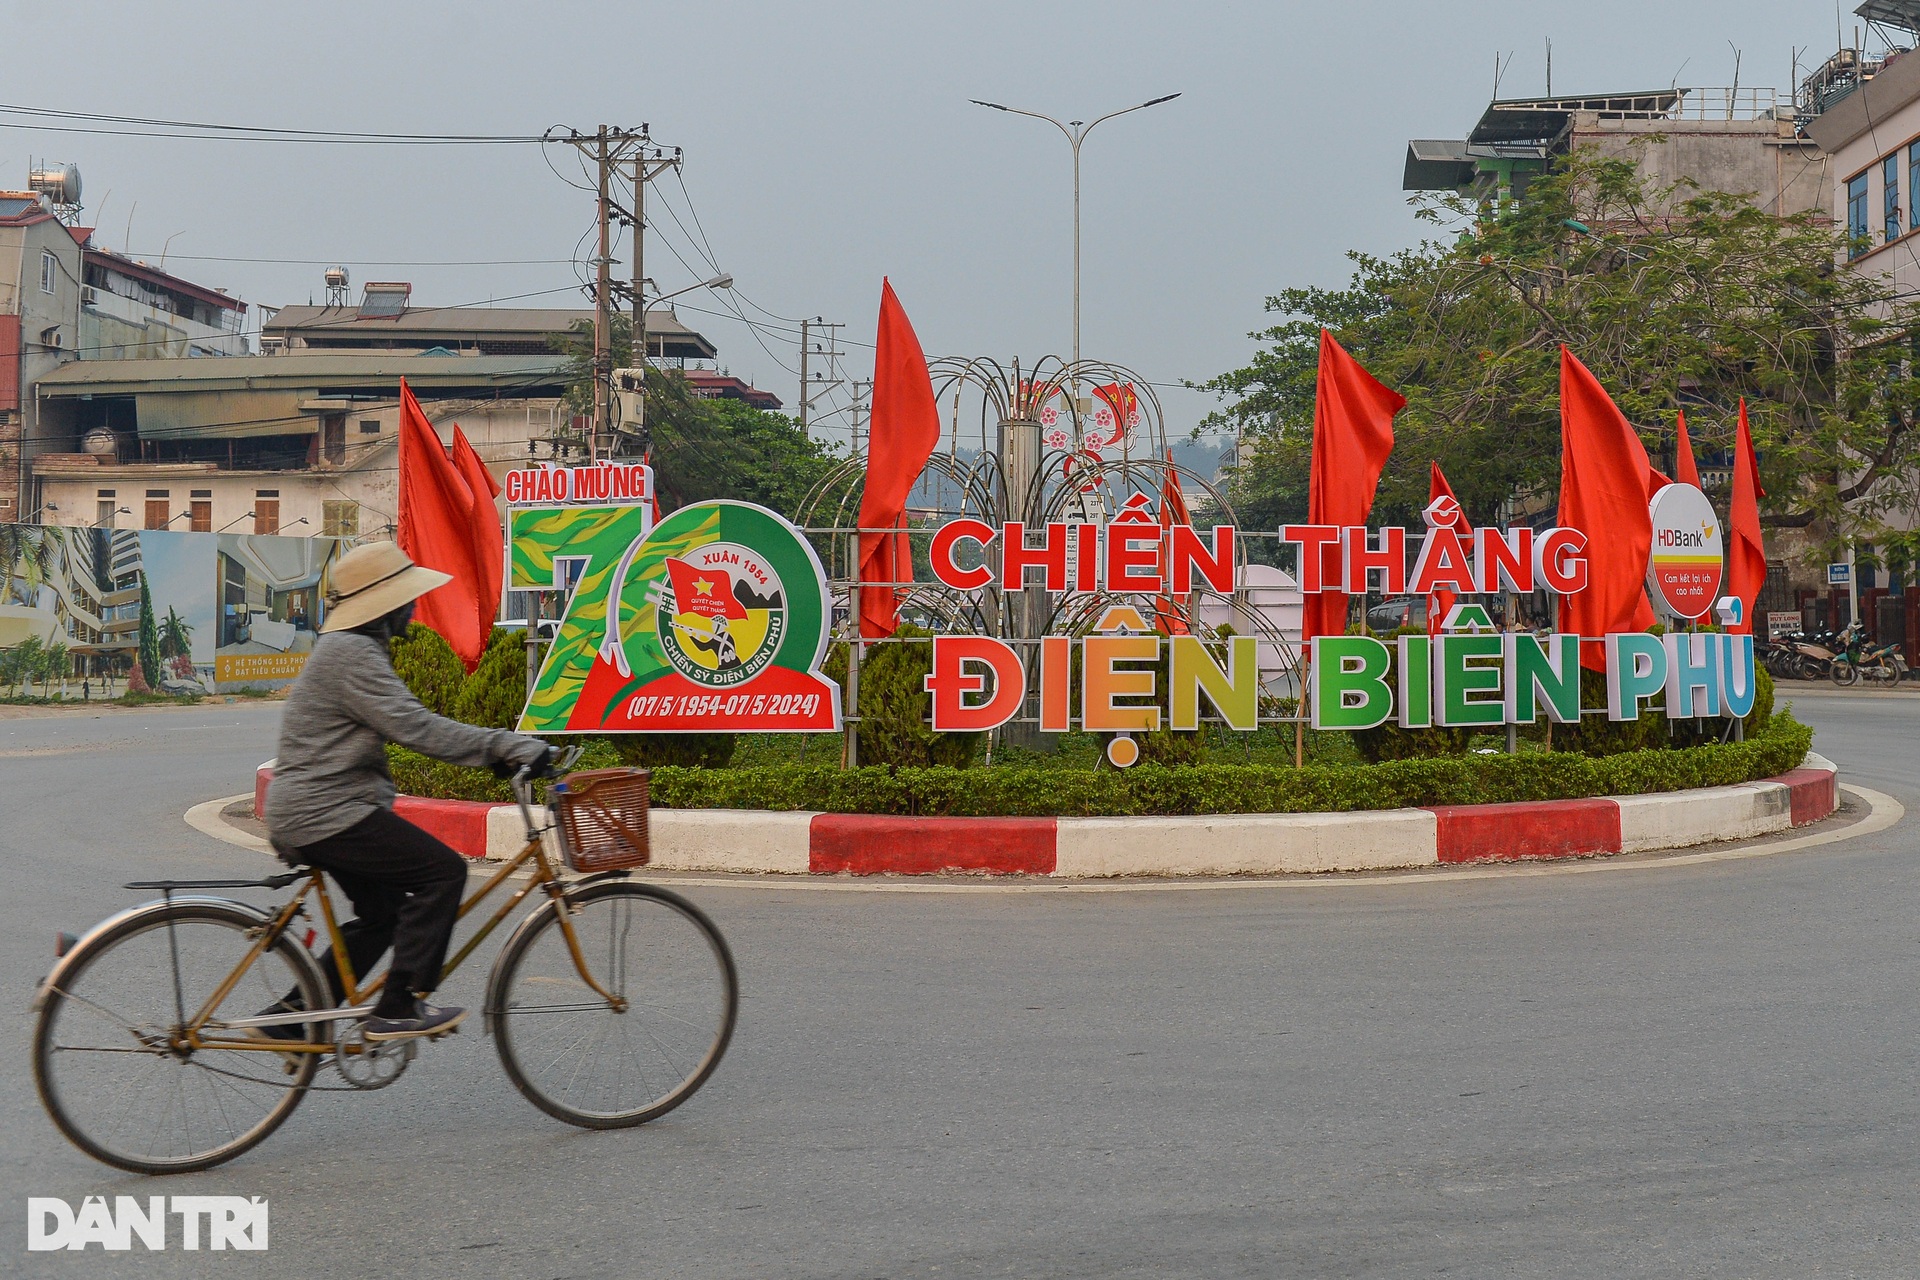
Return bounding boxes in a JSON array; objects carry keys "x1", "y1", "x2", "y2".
[
  {"x1": 857, "y1": 279, "x2": 942, "y2": 641},
  {"x1": 396, "y1": 378, "x2": 504, "y2": 671}
]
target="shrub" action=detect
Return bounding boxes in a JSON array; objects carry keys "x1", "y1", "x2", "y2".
[
  {"x1": 824, "y1": 626, "x2": 982, "y2": 768},
  {"x1": 389, "y1": 712, "x2": 1812, "y2": 816},
  {"x1": 608, "y1": 733, "x2": 737, "y2": 769},
  {"x1": 390, "y1": 623, "x2": 465, "y2": 717},
  {"x1": 452, "y1": 628, "x2": 532, "y2": 729},
  {"x1": 1351, "y1": 629, "x2": 1474, "y2": 763}
]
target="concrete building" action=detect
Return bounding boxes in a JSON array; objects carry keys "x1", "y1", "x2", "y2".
[
  {"x1": 1405, "y1": 87, "x2": 1829, "y2": 219},
  {"x1": 261, "y1": 287, "x2": 717, "y2": 364},
  {"x1": 1806, "y1": 47, "x2": 1920, "y2": 293},
  {"x1": 80, "y1": 243, "x2": 247, "y2": 361},
  {"x1": 0, "y1": 190, "x2": 84, "y2": 523},
  {"x1": 28, "y1": 353, "x2": 574, "y2": 540}
]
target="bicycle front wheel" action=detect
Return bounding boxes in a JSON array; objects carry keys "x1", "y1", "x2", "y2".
[
  {"x1": 489, "y1": 880, "x2": 737, "y2": 1129},
  {"x1": 34, "y1": 901, "x2": 328, "y2": 1174}
]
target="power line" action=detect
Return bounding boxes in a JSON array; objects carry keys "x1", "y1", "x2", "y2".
[
  {"x1": 0, "y1": 103, "x2": 542, "y2": 145},
  {"x1": 117, "y1": 252, "x2": 578, "y2": 267}
]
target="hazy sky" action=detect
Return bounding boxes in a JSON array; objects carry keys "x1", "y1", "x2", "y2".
[{"x1": 0, "y1": 2, "x2": 1861, "y2": 446}]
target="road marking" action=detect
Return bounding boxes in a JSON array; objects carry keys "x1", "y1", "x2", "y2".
[
  {"x1": 185, "y1": 793, "x2": 271, "y2": 853},
  {"x1": 186, "y1": 785, "x2": 1903, "y2": 895}
]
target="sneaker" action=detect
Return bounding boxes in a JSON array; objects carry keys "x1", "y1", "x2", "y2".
[{"x1": 363, "y1": 1002, "x2": 468, "y2": 1042}]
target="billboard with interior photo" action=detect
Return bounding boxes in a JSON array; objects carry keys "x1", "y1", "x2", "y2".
[
  {"x1": 0, "y1": 523, "x2": 345, "y2": 697},
  {"x1": 214, "y1": 534, "x2": 343, "y2": 688}
]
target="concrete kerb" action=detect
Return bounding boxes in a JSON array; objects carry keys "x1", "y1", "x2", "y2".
[{"x1": 241, "y1": 754, "x2": 1843, "y2": 879}]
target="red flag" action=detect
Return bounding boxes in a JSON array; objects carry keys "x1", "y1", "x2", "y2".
[
  {"x1": 1154, "y1": 451, "x2": 1192, "y2": 635},
  {"x1": 1556, "y1": 348, "x2": 1656, "y2": 669},
  {"x1": 1303, "y1": 330, "x2": 1406, "y2": 643},
  {"x1": 396, "y1": 379, "x2": 487, "y2": 670},
  {"x1": 1425, "y1": 461, "x2": 1472, "y2": 635},
  {"x1": 449, "y1": 425, "x2": 503, "y2": 642},
  {"x1": 1727, "y1": 399, "x2": 1767, "y2": 636},
  {"x1": 665, "y1": 556, "x2": 750, "y2": 622},
  {"x1": 857, "y1": 279, "x2": 941, "y2": 640},
  {"x1": 1673, "y1": 410, "x2": 1701, "y2": 490}
]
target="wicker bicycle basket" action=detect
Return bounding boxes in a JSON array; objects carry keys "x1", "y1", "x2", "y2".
[{"x1": 551, "y1": 768, "x2": 652, "y2": 872}]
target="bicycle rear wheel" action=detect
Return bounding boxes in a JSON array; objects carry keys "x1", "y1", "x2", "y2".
[
  {"x1": 488, "y1": 880, "x2": 737, "y2": 1129},
  {"x1": 33, "y1": 901, "x2": 327, "y2": 1174}
]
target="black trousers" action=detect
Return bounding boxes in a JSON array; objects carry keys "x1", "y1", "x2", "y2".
[{"x1": 295, "y1": 806, "x2": 468, "y2": 1017}]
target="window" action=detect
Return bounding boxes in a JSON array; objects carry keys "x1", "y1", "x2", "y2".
[
  {"x1": 321, "y1": 415, "x2": 346, "y2": 465},
  {"x1": 322, "y1": 501, "x2": 359, "y2": 537},
  {"x1": 254, "y1": 490, "x2": 281, "y2": 535},
  {"x1": 359, "y1": 418, "x2": 382, "y2": 434},
  {"x1": 1849, "y1": 171, "x2": 1871, "y2": 256},
  {"x1": 1887, "y1": 154, "x2": 1902, "y2": 242},
  {"x1": 40, "y1": 251, "x2": 56, "y2": 294},
  {"x1": 144, "y1": 499, "x2": 170, "y2": 530},
  {"x1": 1909, "y1": 143, "x2": 1920, "y2": 231},
  {"x1": 96, "y1": 500, "x2": 115, "y2": 527},
  {"x1": 189, "y1": 500, "x2": 212, "y2": 533}
]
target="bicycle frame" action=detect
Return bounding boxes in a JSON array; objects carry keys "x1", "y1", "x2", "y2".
[{"x1": 180, "y1": 820, "x2": 623, "y2": 1058}]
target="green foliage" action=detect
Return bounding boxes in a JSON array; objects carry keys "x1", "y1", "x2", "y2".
[
  {"x1": 608, "y1": 733, "x2": 737, "y2": 769},
  {"x1": 136, "y1": 578, "x2": 162, "y2": 694},
  {"x1": 1351, "y1": 629, "x2": 1475, "y2": 762},
  {"x1": 549, "y1": 315, "x2": 841, "y2": 519},
  {"x1": 453, "y1": 628, "x2": 532, "y2": 729},
  {"x1": 390, "y1": 623, "x2": 542, "y2": 730},
  {"x1": 394, "y1": 713, "x2": 1811, "y2": 815},
  {"x1": 1203, "y1": 148, "x2": 1920, "y2": 551},
  {"x1": 389, "y1": 623, "x2": 467, "y2": 717},
  {"x1": 158, "y1": 606, "x2": 193, "y2": 660},
  {"x1": 824, "y1": 627, "x2": 983, "y2": 769}
]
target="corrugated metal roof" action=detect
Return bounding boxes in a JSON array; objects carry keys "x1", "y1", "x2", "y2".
[
  {"x1": 33, "y1": 353, "x2": 572, "y2": 398},
  {"x1": 260, "y1": 302, "x2": 717, "y2": 359}
]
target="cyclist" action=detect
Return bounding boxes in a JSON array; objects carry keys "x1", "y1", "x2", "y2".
[{"x1": 264, "y1": 542, "x2": 552, "y2": 1042}]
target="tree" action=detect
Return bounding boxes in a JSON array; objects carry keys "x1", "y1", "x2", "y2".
[
  {"x1": 2, "y1": 635, "x2": 42, "y2": 696},
  {"x1": 1202, "y1": 149, "x2": 1920, "y2": 558},
  {"x1": 136, "y1": 577, "x2": 163, "y2": 692},
  {"x1": 40, "y1": 638, "x2": 67, "y2": 696},
  {"x1": 549, "y1": 315, "x2": 842, "y2": 519},
  {"x1": 158, "y1": 606, "x2": 194, "y2": 660}
]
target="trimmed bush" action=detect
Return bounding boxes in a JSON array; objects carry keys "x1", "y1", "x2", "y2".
[
  {"x1": 824, "y1": 626, "x2": 982, "y2": 768},
  {"x1": 390, "y1": 624, "x2": 465, "y2": 717},
  {"x1": 453, "y1": 628, "x2": 532, "y2": 729},
  {"x1": 390, "y1": 712, "x2": 1812, "y2": 816},
  {"x1": 609, "y1": 733, "x2": 737, "y2": 769}
]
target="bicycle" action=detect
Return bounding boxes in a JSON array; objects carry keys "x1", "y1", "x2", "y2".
[{"x1": 31, "y1": 760, "x2": 737, "y2": 1174}]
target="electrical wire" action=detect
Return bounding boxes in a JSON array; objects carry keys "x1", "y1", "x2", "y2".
[{"x1": 0, "y1": 103, "x2": 540, "y2": 145}]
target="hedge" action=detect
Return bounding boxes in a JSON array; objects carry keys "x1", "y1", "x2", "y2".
[{"x1": 388, "y1": 712, "x2": 1813, "y2": 817}]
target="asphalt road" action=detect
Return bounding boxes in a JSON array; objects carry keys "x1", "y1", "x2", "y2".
[{"x1": 1, "y1": 691, "x2": 1917, "y2": 1279}]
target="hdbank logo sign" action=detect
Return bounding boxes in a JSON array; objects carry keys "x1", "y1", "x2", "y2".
[
  {"x1": 1646, "y1": 482, "x2": 1724, "y2": 620},
  {"x1": 28, "y1": 1196, "x2": 268, "y2": 1251}
]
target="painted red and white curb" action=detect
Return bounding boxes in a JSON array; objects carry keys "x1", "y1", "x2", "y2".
[{"x1": 252, "y1": 753, "x2": 1839, "y2": 878}]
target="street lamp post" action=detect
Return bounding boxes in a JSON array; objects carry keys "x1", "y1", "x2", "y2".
[{"x1": 969, "y1": 93, "x2": 1180, "y2": 368}]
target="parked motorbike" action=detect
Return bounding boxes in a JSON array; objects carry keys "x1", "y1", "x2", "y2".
[
  {"x1": 1854, "y1": 639, "x2": 1911, "y2": 687},
  {"x1": 1772, "y1": 625, "x2": 1845, "y2": 681},
  {"x1": 1824, "y1": 622, "x2": 1869, "y2": 686}
]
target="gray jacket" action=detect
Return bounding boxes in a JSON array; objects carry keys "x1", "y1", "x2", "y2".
[{"x1": 265, "y1": 629, "x2": 546, "y2": 850}]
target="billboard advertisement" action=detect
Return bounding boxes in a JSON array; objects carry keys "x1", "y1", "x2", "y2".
[{"x1": 0, "y1": 523, "x2": 346, "y2": 695}]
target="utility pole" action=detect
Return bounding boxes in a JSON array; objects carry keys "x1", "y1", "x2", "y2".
[
  {"x1": 797, "y1": 318, "x2": 844, "y2": 437},
  {"x1": 592, "y1": 127, "x2": 612, "y2": 461},
  {"x1": 549, "y1": 124, "x2": 664, "y2": 459},
  {"x1": 849, "y1": 378, "x2": 873, "y2": 456},
  {"x1": 625, "y1": 138, "x2": 683, "y2": 457}
]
